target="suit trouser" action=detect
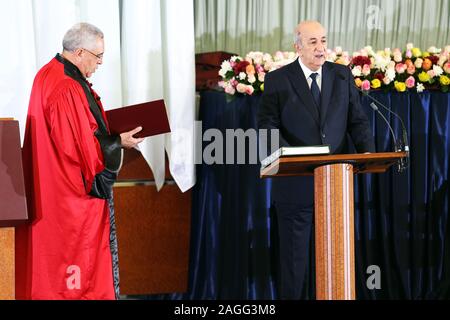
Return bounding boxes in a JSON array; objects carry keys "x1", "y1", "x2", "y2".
[{"x1": 274, "y1": 202, "x2": 314, "y2": 299}]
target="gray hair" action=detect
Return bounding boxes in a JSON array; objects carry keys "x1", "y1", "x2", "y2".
[
  {"x1": 294, "y1": 31, "x2": 303, "y2": 48},
  {"x1": 62, "y1": 22, "x2": 104, "y2": 52}
]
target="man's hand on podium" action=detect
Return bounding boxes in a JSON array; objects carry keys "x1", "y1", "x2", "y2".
[{"x1": 120, "y1": 126, "x2": 145, "y2": 149}]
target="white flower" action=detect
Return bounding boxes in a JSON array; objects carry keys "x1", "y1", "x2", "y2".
[
  {"x1": 416, "y1": 83, "x2": 425, "y2": 93},
  {"x1": 406, "y1": 43, "x2": 414, "y2": 50},
  {"x1": 352, "y1": 66, "x2": 362, "y2": 77},
  {"x1": 373, "y1": 53, "x2": 391, "y2": 71},
  {"x1": 287, "y1": 52, "x2": 297, "y2": 60},
  {"x1": 393, "y1": 52, "x2": 403, "y2": 63},
  {"x1": 364, "y1": 46, "x2": 374, "y2": 56},
  {"x1": 264, "y1": 61, "x2": 273, "y2": 71},
  {"x1": 248, "y1": 75, "x2": 256, "y2": 84},
  {"x1": 327, "y1": 52, "x2": 337, "y2": 62},
  {"x1": 414, "y1": 58, "x2": 423, "y2": 68},
  {"x1": 427, "y1": 46, "x2": 441, "y2": 54},
  {"x1": 263, "y1": 53, "x2": 273, "y2": 63},
  {"x1": 219, "y1": 61, "x2": 232, "y2": 78},
  {"x1": 335, "y1": 46, "x2": 343, "y2": 55},
  {"x1": 239, "y1": 72, "x2": 247, "y2": 80},
  {"x1": 433, "y1": 65, "x2": 443, "y2": 77},
  {"x1": 230, "y1": 56, "x2": 242, "y2": 62},
  {"x1": 386, "y1": 68, "x2": 396, "y2": 81}
]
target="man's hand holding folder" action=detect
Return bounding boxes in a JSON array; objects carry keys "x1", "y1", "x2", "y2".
[
  {"x1": 119, "y1": 126, "x2": 145, "y2": 149},
  {"x1": 106, "y1": 99, "x2": 171, "y2": 147}
]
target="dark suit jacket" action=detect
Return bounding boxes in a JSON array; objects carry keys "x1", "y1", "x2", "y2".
[{"x1": 258, "y1": 60, "x2": 375, "y2": 205}]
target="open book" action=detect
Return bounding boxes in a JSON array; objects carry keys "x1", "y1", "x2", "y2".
[{"x1": 261, "y1": 145, "x2": 331, "y2": 168}]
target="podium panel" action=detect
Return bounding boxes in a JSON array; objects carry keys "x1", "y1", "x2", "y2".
[
  {"x1": 315, "y1": 164, "x2": 355, "y2": 300},
  {"x1": 0, "y1": 228, "x2": 14, "y2": 300}
]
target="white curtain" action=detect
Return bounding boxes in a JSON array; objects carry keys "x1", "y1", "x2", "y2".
[
  {"x1": 0, "y1": 0, "x2": 196, "y2": 192},
  {"x1": 194, "y1": 0, "x2": 450, "y2": 55}
]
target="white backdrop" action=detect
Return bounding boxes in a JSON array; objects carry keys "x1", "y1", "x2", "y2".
[{"x1": 0, "y1": 0, "x2": 196, "y2": 192}]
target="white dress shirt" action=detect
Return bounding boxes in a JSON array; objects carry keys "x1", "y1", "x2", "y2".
[{"x1": 298, "y1": 57, "x2": 322, "y2": 92}]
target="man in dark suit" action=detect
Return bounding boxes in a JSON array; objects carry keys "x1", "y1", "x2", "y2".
[{"x1": 258, "y1": 21, "x2": 375, "y2": 299}]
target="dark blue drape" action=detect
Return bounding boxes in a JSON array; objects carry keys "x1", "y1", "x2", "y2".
[{"x1": 153, "y1": 90, "x2": 450, "y2": 300}]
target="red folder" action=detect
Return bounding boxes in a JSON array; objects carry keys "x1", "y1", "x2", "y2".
[{"x1": 106, "y1": 99, "x2": 171, "y2": 138}]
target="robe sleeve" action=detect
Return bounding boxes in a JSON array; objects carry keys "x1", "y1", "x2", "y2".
[{"x1": 44, "y1": 79, "x2": 105, "y2": 194}]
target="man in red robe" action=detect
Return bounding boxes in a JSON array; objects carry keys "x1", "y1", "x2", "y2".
[{"x1": 15, "y1": 22, "x2": 144, "y2": 299}]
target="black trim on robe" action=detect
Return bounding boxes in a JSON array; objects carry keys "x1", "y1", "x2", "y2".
[{"x1": 55, "y1": 54, "x2": 122, "y2": 199}]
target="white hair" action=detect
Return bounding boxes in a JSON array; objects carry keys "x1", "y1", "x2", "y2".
[
  {"x1": 294, "y1": 31, "x2": 303, "y2": 48},
  {"x1": 62, "y1": 22, "x2": 104, "y2": 52}
]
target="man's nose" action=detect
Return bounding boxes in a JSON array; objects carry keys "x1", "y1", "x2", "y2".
[{"x1": 315, "y1": 43, "x2": 325, "y2": 52}]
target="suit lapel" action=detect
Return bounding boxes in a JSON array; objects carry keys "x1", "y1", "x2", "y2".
[
  {"x1": 286, "y1": 61, "x2": 320, "y2": 125},
  {"x1": 320, "y1": 62, "x2": 336, "y2": 127}
]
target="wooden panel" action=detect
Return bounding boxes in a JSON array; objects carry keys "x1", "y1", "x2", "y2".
[
  {"x1": 314, "y1": 164, "x2": 355, "y2": 300},
  {"x1": 113, "y1": 184, "x2": 191, "y2": 295},
  {"x1": 0, "y1": 228, "x2": 15, "y2": 300},
  {"x1": 117, "y1": 148, "x2": 171, "y2": 181}
]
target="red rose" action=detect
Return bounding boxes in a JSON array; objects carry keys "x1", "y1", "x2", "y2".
[
  {"x1": 351, "y1": 56, "x2": 371, "y2": 67},
  {"x1": 233, "y1": 60, "x2": 250, "y2": 74},
  {"x1": 428, "y1": 55, "x2": 439, "y2": 65},
  {"x1": 374, "y1": 72, "x2": 384, "y2": 81}
]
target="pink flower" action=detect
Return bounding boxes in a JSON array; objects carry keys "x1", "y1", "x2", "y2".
[
  {"x1": 383, "y1": 77, "x2": 392, "y2": 85},
  {"x1": 236, "y1": 83, "x2": 247, "y2": 93},
  {"x1": 258, "y1": 72, "x2": 266, "y2": 82},
  {"x1": 225, "y1": 84, "x2": 236, "y2": 95},
  {"x1": 361, "y1": 80, "x2": 371, "y2": 91},
  {"x1": 407, "y1": 64, "x2": 416, "y2": 75},
  {"x1": 405, "y1": 49, "x2": 412, "y2": 58},
  {"x1": 362, "y1": 64, "x2": 371, "y2": 76},
  {"x1": 256, "y1": 64, "x2": 265, "y2": 73},
  {"x1": 405, "y1": 76, "x2": 415, "y2": 88},
  {"x1": 427, "y1": 70, "x2": 436, "y2": 78},
  {"x1": 395, "y1": 63, "x2": 407, "y2": 74},
  {"x1": 245, "y1": 85, "x2": 255, "y2": 95},
  {"x1": 444, "y1": 62, "x2": 450, "y2": 74}
]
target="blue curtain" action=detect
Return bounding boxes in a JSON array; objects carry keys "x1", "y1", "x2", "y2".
[{"x1": 151, "y1": 90, "x2": 450, "y2": 300}]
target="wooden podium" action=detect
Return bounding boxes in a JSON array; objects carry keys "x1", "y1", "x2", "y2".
[
  {"x1": 0, "y1": 119, "x2": 28, "y2": 300},
  {"x1": 261, "y1": 152, "x2": 407, "y2": 300}
]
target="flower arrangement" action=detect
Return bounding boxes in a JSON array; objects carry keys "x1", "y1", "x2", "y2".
[
  {"x1": 218, "y1": 44, "x2": 450, "y2": 95},
  {"x1": 218, "y1": 51, "x2": 296, "y2": 95},
  {"x1": 345, "y1": 44, "x2": 450, "y2": 93}
]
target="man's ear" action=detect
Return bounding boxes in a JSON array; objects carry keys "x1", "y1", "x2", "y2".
[{"x1": 73, "y1": 48, "x2": 84, "y2": 58}]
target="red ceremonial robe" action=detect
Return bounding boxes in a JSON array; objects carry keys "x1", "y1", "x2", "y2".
[{"x1": 16, "y1": 56, "x2": 117, "y2": 299}]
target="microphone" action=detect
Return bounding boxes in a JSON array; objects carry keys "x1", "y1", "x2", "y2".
[{"x1": 338, "y1": 72, "x2": 409, "y2": 171}]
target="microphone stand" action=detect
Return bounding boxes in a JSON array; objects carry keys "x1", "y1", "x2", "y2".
[{"x1": 351, "y1": 82, "x2": 410, "y2": 172}]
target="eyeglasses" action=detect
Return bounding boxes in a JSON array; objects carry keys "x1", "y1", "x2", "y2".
[{"x1": 82, "y1": 48, "x2": 104, "y2": 60}]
